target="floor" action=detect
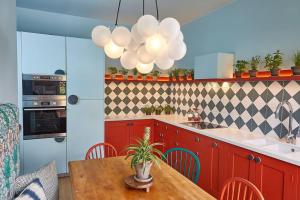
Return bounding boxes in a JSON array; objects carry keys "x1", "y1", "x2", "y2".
[{"x1": 59, "y1": 176, "x2": 72, "y2": 200}]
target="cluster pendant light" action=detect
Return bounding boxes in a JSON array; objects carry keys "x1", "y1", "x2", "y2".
[{"x1": 91, "y1": 0, "x2": 186, "y2": 74}]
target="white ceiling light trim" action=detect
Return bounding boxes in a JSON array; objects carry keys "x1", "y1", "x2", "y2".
[{"x1": 91, "y1": 0, "x2": 186, "y2": 74}]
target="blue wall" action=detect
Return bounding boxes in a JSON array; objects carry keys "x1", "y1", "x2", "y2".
[{"x1": 179, "y1": 0, "x2": 300, "y2": 69}]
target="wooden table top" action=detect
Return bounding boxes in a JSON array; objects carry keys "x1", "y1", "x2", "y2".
[{"x1": 69, "y1": 156, "x2": 215, "y2": 200}]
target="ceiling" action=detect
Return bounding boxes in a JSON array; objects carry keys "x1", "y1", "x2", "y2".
[{"x1": 16, "y1": 0, "x2": 233, "y2": 25}]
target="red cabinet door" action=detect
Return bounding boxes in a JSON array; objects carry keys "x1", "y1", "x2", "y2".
[
  {"x1": 154, "y1": 121, "x2": 167, "y2": 153},
  {"x1": 254, "y1": 153, "x2": 298, "y2": 200},
  {"x1": 130, "y1": 119, "x2": 154, "y2": 144},
  {"x1": 227, "y1": 145, "x2": 256, "y2": 182},
  {"x1": 164, "y1": 123, "x2": 177, "y2": 151},
  {"x1": 105, "y1": 121, "x2": 130, "y2": 156}
]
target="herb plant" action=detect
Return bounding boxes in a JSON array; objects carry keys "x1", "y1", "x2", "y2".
[
  {"x1": 293, "y1": 51, "x2": 300, "y2": 67},
  {"x1": 235, "y1": 60, "x2": 249, "y2": 72},
  {"x1": 250, "y1": 56, "x2": 261, "y2": 71}
]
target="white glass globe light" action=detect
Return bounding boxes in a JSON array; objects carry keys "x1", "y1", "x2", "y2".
[
  {"x1": 125, "y1": 39, "x2": 139, "y2": 51},
  {"x1": 145, "y1": 34, "x2": 167, "y2": 56},
  {"x1": 137, "y1": 46, "x2": 155, "y2": 64},
  {"x1": 136, "y1": 62, "x2": 154, "y2": 74},
  {"x1": 104, "y1": 41, "x2": 124, "y2": 59},
  {"x1": 112, "y1": 26, "x2": 131, "y2": 47},
  {"x1": 176, "y1": 31, "x2": 184, "y2": 41},
  {"x1": 131, "y1": 24, "x2": 145, "y2": 44},
  {"x1": 159, "y1": 17, "x2": 180, "y2": 41},
  {"x1": 168, "y1": 40, "x2": 187, "y2": 60},
  {"x1": 155, "y1": 54, "x2": 174, "y2": 70},
  {"x1": 120, "y1": 51, "x2": 138, "y2": 70},
  {"x1": 137, "y1": 15, "x2": 159, "y2": 38},
  {"x1": 91, "y1": 26, "x2": 111, "y2": 47}
]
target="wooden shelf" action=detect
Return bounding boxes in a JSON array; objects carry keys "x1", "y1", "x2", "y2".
[{"x1": 105, "y1": 75, "x2": 300, "y2": 84}]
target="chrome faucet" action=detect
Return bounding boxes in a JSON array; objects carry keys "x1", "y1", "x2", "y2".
[{"x1": 275, "y1": 100, "x2": 296, "y2": 144}]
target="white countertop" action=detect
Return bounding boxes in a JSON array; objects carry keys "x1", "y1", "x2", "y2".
[{"x1": 105, "y1": 115, "x2": 300, "y2": 167}]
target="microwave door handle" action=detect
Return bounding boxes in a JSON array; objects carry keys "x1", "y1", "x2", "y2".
[{"x1": 24, "y1": 108, "x2": 66, "y2": 111}]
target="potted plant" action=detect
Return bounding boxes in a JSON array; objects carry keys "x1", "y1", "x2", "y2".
[
  {"x1": 108, "y1": 66, "x2": 118, "y2": 79},
  {"x1": 133, "y1": 69, "x2": 143, "y2": 80},
  {"x1": 141, "y1": 106, "x2": 154, "y2": 115},
  {"x1": 127, "y1": 70, "x2": 135, "y2": 80},
  {"x1": 249, "y1": 56, "x2": 261, "y2": 77},
  {"x1": 185, "y1": 69, "x2": 194, "y2": 80},
  {"x1": 169, "y1": 70, "x2": 176, "y2": 81},
  {"x1": 164, "y1": 105, "x2": 175, "y2": 115},
  {"x1": 154, "y1": 105, "x2": 164, "y2": 115},
  {"x1": 234, "y1": 60, "x2": 248, "y2": 78},
  {"x1": 125, "y1": 127, "x2": 163, "y2": 181},
  {"x1": 292, "y1": 51, "x2": 300, "y2": 75},
  {"x1": 265, "y1": 50, "x2": 283, "y2": 76},
  {"x1": 178, "y1": 69, "x2": 185, "y2": 81},
  {"x1": 151, "y1": 70, "x2": 160, "y2": 81},
  {"x1": 118, "y1": 69, "x2": 128, "y2": 80}
]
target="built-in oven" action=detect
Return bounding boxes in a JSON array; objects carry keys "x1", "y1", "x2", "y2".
[
  {"x1": 22, "y1": 74, "x2": 66, "y2": 101},
  {"x1": 23, "y1": 100, "x2": 66, "y2": 140}
]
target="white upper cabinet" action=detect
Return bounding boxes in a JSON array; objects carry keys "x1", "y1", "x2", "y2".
[
  {"x1": 194, "y1": 53, "x2": 234, "y2": 79},
  {"x1": 66, "y1": 37, "x2": 105, "y2": 100},
  {"x1": 21, "y1": 32, "x2": 66, "y2": 74}
]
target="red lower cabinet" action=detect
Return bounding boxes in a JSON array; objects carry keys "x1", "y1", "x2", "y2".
[
  {"x1": 254, "y1": 153, "x2": 298, "y2": 200},
  {"x1": 105, "y1": 121, "x2": 130, "y2": 156},
  {"x1": 227, "y1": 145, "x2": 299, "y2": 200},
  {"x1": 105, "y1": 119, "x2": 154, "y2": 156}
]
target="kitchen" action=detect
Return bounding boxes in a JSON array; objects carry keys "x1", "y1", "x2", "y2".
[{"x1": 1, "y1": 0, "x2": 300, "y2": 200}]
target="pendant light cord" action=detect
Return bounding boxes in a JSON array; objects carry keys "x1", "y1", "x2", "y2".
[
  {"x1": 155, "y1": 0, "x2": 159, "y2": 20},
  {"x1": 115, "y1": 0, "x2": 122, "y2": 26}
]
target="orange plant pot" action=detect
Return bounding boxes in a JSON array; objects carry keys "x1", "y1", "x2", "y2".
[
  {"x1": 105, "y1": 74, "x2": 112, "y2": 80},
  {"x1": 146, "y1": 75, "x2": 154, "y2": 81},
  {"x1": 279, "y1": 69, "x2": 293, "y2": 77},
  {"x1": 186, "y1": 75, "x2": 193, "y2": 81},
  {"x1": 241, "y1": 72, "x2": 250, "y2": 78},
  {"x1": 178, "y1": 76, "x2": 185, "y2": 81},
  {"x1": 172, "y1": 77, "x2": 177, "y2": 81},
  {"x1": 136, "y1": 75, "x2": 143, "y2": 80},
  {"x1": 127, "y1": 75, "x2": 134, "y2": 80},
  {"x1": 157, "y1": 76, "x2": 170, "y2": 82},
  {"x1": 256, "y1": 71, "x2": 271, "y2": 78},
  {"x1": 114, "y1": 74, "x2": 124, "y2": 80}
]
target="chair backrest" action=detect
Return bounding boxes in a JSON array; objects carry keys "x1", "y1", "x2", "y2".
[
  {"x1": 163, "y1": 147, "x2": 200, "y2": 184},
  {"x1": 85, "y1": 143, "x2": 118, "y2": 160},
  {"x1": 220, "y1": 177, "x2": 264, "y2": 200}
]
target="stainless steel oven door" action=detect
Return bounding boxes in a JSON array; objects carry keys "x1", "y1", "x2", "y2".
[{"x1": 23, "y1": 107, "x2": 66, "y2": 140}]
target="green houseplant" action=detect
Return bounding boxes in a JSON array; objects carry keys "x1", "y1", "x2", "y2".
[
  {"x1": 108, "y1": 66, "x2": 118, "y2": 78},
  {"x1": 249, "y1": 56, "x2": 261, "y2": 77},
  {"x1": 141, "y1": 106, "x2": 154, "y2": 115},
  {"x1": 234, "y1": 60, "x2": 248, "y2": 78},
  {"x1": 154, "y1": 105, "x2": 164, "y2": 115},
  {"x1": 125, "y1": 127, "x2": 163, "y2": 181},
  {"x1": 265, "y1": 50, "x2": 283, "y2": 76},
  {"x1": 164, "y1": 105, "x2": 175, "y2": 115},
  {"x1": 292, "y1": 51, "x2": 300, "y2": 75},
  {"x1": 185, "y1": 69, "x2": 194, "y2": 80}
]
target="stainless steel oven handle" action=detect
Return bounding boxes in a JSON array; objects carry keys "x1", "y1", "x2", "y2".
[{"x1": 24, "y1": 108, "x2": 66, "y2": 111}]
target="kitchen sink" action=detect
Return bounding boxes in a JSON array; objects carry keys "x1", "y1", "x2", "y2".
[
  {"x1": 261, "y1": 143, "x2": 300, "y2": 154},
  {"x1": 242, "y1": 138, "x2": 276, "y2": 147}
]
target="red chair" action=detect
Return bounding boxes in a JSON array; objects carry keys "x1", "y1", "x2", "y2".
[
  {"x1": 220, "y1": 177, "x2": 264, "y2": 200},
  {"x1": 85, "y1": 143, "x2": 118, "y2": 160}
]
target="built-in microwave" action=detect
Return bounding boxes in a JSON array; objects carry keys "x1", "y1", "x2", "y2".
[{"x1": 22, "y1": 74, "x2": 66, "y2": 101}]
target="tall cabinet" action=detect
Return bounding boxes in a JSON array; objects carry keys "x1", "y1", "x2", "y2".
[
  {"x1": 19, "y1": 32, "x2": 105, "y2": 174},
  {"x1": 66, "y1": 37, "x2": 105, "y2": 163}
]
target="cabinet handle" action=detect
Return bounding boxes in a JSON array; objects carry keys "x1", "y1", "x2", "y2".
[
  {"x1": 195, "y1": 137, "x2": 200, "y2": 142},
  {"x1": 176, "y1": 130, "x2": 179, "y2": 135},
  {"x1": 254, "y1": 157, "x2": 262, "y2": 164},
  {"x1": 175, "y1": 142, "x2": 179, "y2": 146},
  {"x1": 165, "y1": 126, "x2": 168, "y2": 130},
  {"x1": 247, "y1": 154, "x2": 254, "y2": 161},
  {"x1": 195, "y1": 152, "x2": 199, "y2": 156},
  {"x1": 212, "y1": 142, "x2": 218, "y2": 148}
]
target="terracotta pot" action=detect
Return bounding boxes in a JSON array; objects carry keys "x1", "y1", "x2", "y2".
[
  {"x1": 105, "y1": 74, "x2": 112, "y2": 80},
  {"x1": 127, "y1": 75, "x2": 134, "y2": 80},
  {"x1": 115, "y1": 74, "x2": 124, "y2": 80},
  {"x1": 135, "y1": 162, "x2": 152, "y2": 180},
  {"x1": 146, "y1": 75, "x2": 153, "y2": 81},
  {"x1": 178, "y1": 75, "x2": 184, "y2": 81},
  {"x1": 172, "y1": 77, "x2": 177, "y2": 81},
  {"x1": 256, "y1": 71, "x2": 271, "y2": 77},
  {"x1": 186, "y1": 75, "x2": 193, "y2": 80},
  {"x1": 136, "y1": 75, "x2": 143, "y2": 80},
  {"x1": 241, "y1": 72, "x2": 250, "y2": 78},
  {"x1": 157, "y1": 76, "x2": 169, "y2": 82},
  {"x1": 291, "y1": 67, "x2": 300, "y2": 75},
  {"x1": 249, "y1": 70, "x2": 257, "y2": 78},
  {"x1": 279, "y1": 69, "x2": 293, "y2": 77},
  {"x1": 270, "y1": 68, "x2": 279, "y2": 76}
]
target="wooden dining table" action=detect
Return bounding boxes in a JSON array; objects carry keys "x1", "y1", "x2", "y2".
[{"x1": 69, "y1": 156, "x2": 215, "y2": 200}]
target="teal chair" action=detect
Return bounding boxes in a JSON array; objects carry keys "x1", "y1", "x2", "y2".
[{"x1": 163, "y1": 148, "x2": 200, "y2": 184}]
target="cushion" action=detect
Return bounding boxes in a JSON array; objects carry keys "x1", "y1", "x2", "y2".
[
  {"x1": 14, "y1": 161, "x2": 58, "y2": 200},
  {"x1": 15, "y1": 178, "x2": 46, "y2": 200}
]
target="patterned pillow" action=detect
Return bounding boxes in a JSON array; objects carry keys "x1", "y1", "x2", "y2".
[
  {"x1": 14, "y1": 161, "x2": 58, "y2": 200},
  {"x1": 14, "y1": 178, "x2": 46, "y2": 200}
]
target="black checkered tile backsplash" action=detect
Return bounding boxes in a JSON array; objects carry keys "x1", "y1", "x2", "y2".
[{"x1": 105, "y1": 80, "x2": 300, "y2": 138}]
